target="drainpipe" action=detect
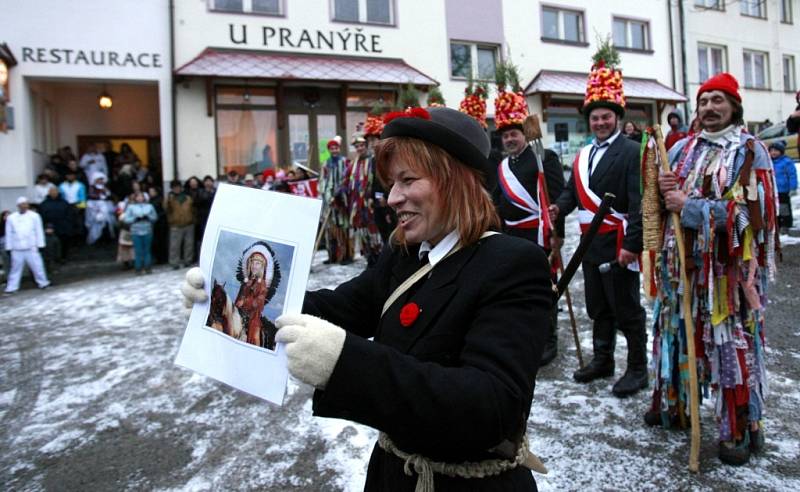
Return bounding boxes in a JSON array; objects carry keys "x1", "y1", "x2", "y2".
[
  {"x1": 678, "y1": 0, "x2": 691, "y2": 120},
  {"x1": 169, "y1": 0, "x2": 179, "y2": 182},
  {"x1": 667, "y1": 0, "x2": 676, "y2": 90}
]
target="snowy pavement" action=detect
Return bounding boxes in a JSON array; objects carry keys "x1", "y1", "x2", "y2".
[{"x1": 1, "y1": 211, "x2": 800, "y2": 491}]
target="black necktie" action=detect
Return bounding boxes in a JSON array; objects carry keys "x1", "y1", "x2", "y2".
[{"x1": 588, "y1": 141, "x2": 610, "y2": 175}]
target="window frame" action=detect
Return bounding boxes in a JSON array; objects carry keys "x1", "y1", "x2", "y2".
[
  {"x1": 697, "y1": 42, "x2": 728, "y2": 83},
  {"x1": 780, "y1": 0, "x2": 794, "y2": 23},
  {"x1": 611, "y1": 16, "x2": 653, "y2": 53},
  {"x1": 330, "y1": 0, "x2": 396, "y2": 27},
  {"x1": 742, "y1": 49, "x2": 771, "y2": 90},
  {"x1": 448, "y1": 41, "x2": 501, "y2": 82},
  {"x1": 740, "y1": 0, "x2": 767, "y2": 19},
  {"x1": 694, "y1": 0, "x2": 725, "y2": 11},
  {"x1": 207, "y1": 0, "x2": 285, "y2": 17},
  {"x1": 540, "y1": 4, "x2": 588, "y2": 46},
  {"x1": 783, "y1": 54, "x2": 797, "y2": 92}
]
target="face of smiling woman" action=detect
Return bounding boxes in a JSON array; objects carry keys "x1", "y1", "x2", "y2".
[{"x1": 387, "y1": 159, "x2": 447, "y2": 246}]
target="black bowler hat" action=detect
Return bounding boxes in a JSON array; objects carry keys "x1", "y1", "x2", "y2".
[{"x1": 381, "y1": 107, "x2": 491, "y2": 176}]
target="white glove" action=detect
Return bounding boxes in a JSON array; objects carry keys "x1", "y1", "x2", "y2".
[
  {"x1": 275, "y1": 314, "x2": 346, "y2": 390},
  {"x1": 181, "y1": 267, "x2": 208, "y2": 308}
]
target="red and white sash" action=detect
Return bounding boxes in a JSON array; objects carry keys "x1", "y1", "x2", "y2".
[
  {"x1": 573, "y1": 145, "x2": 639, "y2": 272},
  {"x1": 497, "y1": 156, "x2": 552, "y2": 248}
]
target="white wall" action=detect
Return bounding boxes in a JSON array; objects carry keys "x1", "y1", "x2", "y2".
[{"x1": 0, "y1": 0, "x2": 172, "y2": 211}]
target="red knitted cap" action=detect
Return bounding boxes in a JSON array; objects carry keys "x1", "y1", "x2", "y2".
[{"x1": 697, "y1": 72, "x2": 741, "y2": 102}]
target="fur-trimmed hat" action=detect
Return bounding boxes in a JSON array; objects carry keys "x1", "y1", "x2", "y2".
[
  {"x1": 582, "y1": 60, "x2": 626, "y2": 118},
  {"x1": 381, "y1": 106, "x2": 491, "y2": 175}
]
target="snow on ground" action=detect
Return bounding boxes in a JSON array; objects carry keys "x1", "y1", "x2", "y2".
[{"x1": 1, "y1": 211, "x2": 799, "y2": 491}]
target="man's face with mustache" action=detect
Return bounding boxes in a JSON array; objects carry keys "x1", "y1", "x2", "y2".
[{"x1": 697, "y1": 90, "x2": 734, "y2": 132}]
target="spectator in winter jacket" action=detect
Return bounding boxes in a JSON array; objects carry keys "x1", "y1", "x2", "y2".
[
  {"x1": 124, "y1": 191, "x2": 158, "y2": 274},
  {"x1": 167, "y1": 179, "x2": 194, "y2": 269},
  {"x1": 664, "y1": 111, "x2": 688, "y2": 150},
  {"x1": 38, "y1": 187, "x2": 79, "y2": 260},
  {"x1": 770, "y1": 140, "x2": 798, "y2": 232}
]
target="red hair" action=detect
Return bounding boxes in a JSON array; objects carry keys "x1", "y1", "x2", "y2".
[{"x1": 374, "y1": 137, "x2": 499, "y2": 247}]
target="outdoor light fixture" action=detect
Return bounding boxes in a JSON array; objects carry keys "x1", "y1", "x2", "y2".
[{"x1": 97, "y1": 88, "x2": 113, "y2": 110}]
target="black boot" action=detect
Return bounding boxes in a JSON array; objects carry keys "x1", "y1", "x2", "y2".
[
  {"x1": 573, "y1": 319, "x2": 615, "y2": 383},
  {"x1": 539, "y1": 306, "x2": 558, "y2": 367},
  {"x1": 612, "y1": 323, "x2": 648, "y2": 397}
]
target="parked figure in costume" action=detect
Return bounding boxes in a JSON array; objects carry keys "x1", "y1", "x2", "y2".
[
  {"x1": 548, "y1": 58, "x2": 647, "y2": 397},
  {"x1": 233, "y1": 241, "x2": 280, "y2": 350},
  {"x1": 320, "y1": 136, "x2": 353, "y2": 264},
  {"x1": 183, "y1": 107, "x2": 554, "y2": 489},
  {"x1": 345, "y1": 133, "x2": 383, "y2": 267},
  {"x1": 85, "y1": 173, "x2": 117, "y2": 245},
  {"x1": 646, "y1": 73, "x2": 777, "y2": 466},
  {"x1": 4, "y1": 197, "x2": 50, "y2": 294},
  {"x1": 769, "y1": 140, "x2": 797, "y2": 233},
  {"x1": 492, "y1": 87, "x2": 564, "y2": 366}
]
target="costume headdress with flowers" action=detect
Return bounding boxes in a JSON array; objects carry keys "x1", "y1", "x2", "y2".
[
  {"x1": 493, "y1": 60, "x2": 528, "y2": 132},
  {"x1": 582, "y1": 37, "x2": 626, "y2": 117},
  {"x1": 459, "y1": 76, "x2": 488, "y2": 129},
  {"x1": 364, "y1": 101, "x2": 386, "y2": 138}
]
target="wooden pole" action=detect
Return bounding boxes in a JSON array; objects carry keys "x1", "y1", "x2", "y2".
[
  {"x1": 653, "y1": 124, "x2": 700, "y2": 473},
  {"x1": 312, "y1": 207, "x2": 332, "y2": 267}
]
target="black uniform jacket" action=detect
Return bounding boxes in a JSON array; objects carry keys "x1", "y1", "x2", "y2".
[
  {"x1": 493, "y1": 145, "x2": 566, "y2": 242},
  {"x1": 303, "y1": 233, "x2": 553, "y2": 490},
  {"x1": 555, "y1": 134, "x2": 643, "y2": 265}
]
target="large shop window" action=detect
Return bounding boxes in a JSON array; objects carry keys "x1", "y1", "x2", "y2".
[
  {"x1": 612, "y1": 17, "x2": 650, "y2": 51},
  {"x1": 697, "y1": 43, "x2": 727, "y2": 82},
  {"x1": 541, "y1": 6, "x2": 585, "y2": 44},
  {"x1": 209, "y1": 0, "x2": 282, "y2": 15},
  {"x1": 450, "y1": 42, "x2": 498, "y2": 80},
  {"x1": 743, "y1": 50, "x2": 770, "y2": 89},
  {"x1": 333, "y1": 0, "x2": 394, "y2": 25},
  {"x1": 215, "y1": 87, "x2": 278, "y2": 176}
]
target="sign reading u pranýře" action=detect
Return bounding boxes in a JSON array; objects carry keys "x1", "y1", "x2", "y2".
[{"x1": 227, "y1": 23, "x2": 383, "y2": 54}]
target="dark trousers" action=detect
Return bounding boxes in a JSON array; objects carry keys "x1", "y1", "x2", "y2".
[
  {"x1": 779, "y1": 192, "x2": 793, "y2": 229},
  {"x1": 582, "y1": 259, "x2": 646, "y2": 363}
]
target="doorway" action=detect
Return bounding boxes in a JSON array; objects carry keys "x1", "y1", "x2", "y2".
[{"x1": 283, "y1": 87, "x2": 340, "y2": 172}]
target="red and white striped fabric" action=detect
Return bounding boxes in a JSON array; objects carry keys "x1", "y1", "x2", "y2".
[{"x1": 497, "y1": 156, "x2": 553, "y2": 248}]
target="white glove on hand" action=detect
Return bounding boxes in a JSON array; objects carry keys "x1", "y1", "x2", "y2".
[
  {"x1": 181, "y1": 267, "x2": 208, "y2": 308},
  {"x1": 275, "y1": 314, "x2": 346, "y2": 390}
]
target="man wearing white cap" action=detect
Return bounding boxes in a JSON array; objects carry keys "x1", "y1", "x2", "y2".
[{"x1": 4, "y1": 197, "x2": 50, "y2": 293}]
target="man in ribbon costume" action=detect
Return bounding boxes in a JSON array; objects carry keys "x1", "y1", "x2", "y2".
[
  {"x1": 492, "y1": 88, "x2": 564, "y2": 366},
  {"x1": 320, "y1": 136, "x2": 353, "y2": 264},
  {"x1": 548, "y1": 59, "x2": 647, "y2": 397},
  {"x1": 645, "y1": 72, "x2": 776, "y2": 466},
  {"x1": 346, "y1": 132, "x2": 384, "y2": 267}
]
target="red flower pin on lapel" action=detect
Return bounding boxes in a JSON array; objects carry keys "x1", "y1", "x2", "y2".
[{"x1": 399, "y1": 302, "x2": 421, "y2": 327}]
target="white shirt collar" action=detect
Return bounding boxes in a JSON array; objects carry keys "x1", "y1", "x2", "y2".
[
  {"x1": 418, "y1": 230, "x2": 460, "y2": 267},
  {"x1": 593, "y1": 130, "x2": 621, "y2": 148}
]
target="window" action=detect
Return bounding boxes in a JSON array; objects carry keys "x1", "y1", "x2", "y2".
[
  {"x1": 697, "y1": 43, "x2": 727, "y2": 82},
  {"x1": 743, "y1": 50, "x2": 770, "y2": 89},
  {"x1": 780, "y1": 0, "x2": 793, "y2": 23},
  {"x1": 613, "y1": 17, "x2": 650, "y2": 51},
  {"x1": 541, "y1": 6, "x2": 585, "y2": 44},
  {"x1": 784, "y1": 55, "x2": 797, "y2": 92},
  {"x1": 209, "y1": 0, "x2": 282, "y2": 15},
  {"x1": 332, "y1": 0, "x2": 393, "y2": 25},
  {"x1": 694, "y1": 0, "x2": 723, "y2": 9},
  {"x1": 215, "y1": 87, "x2": 278, "y2": 176},
  {"x1": 740, "y1": 0, "x2": 766, "y2": 18},
  {"x1": 450, "y1": 42, "x2": 499, "y2": 80}
]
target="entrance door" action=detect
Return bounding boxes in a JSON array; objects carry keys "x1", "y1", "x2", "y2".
[{"x1": 287, "y1": 113, "x2": 338, "y2": 173}]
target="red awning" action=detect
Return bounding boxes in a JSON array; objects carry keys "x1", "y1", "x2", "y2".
[
  {"x1": 525, "y1": 70, "x2": 687, "y2": 102},
  {"x1": 176, "y1": 48, "x2": 438, "y2": 86}
]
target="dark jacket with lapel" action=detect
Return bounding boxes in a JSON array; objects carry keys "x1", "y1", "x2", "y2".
[
  {"x1": 555, "y1": 134, "x2": 643, "y2": 264},
  {"x1": 303, "y1": 233, "x2": 553, "y2": 491},
  {"x1": 492, "y1": 145, "x2": 566, "y2": 242}
]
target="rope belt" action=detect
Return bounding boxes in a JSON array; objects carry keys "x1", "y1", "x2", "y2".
[{"x1": 377, "y1": 432, "x2": 533, "y2": 492}]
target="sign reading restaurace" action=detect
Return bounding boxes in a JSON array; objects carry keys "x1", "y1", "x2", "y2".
[
  {"x1": 21, "y1": 47, "x2": 163, "y2": 68},
  {"x1": 228, "y1": 23, "x2": 383, "y2": 54}
]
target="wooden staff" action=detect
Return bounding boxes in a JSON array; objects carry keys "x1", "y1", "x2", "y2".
[
  {"x1": 653, "y1": 124, "x2": 700, "y2": 473},
  {"x1": 523, "y1": 115, "x2": 584, "y2": 368},
  {"x1": 312, "y1": 207, "x2": 332, "y2": 269}
]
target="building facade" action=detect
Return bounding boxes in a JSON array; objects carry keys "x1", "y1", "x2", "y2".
[
  {"x1": 669, "y1": 0, "x2": 799, "y2": 132},
  {"x1": 0, "y1": 0, "x2": 174, "y2": 211}
]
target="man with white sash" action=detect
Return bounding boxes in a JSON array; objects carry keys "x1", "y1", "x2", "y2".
[
  {"x1": 548, "y1": 58, "x2": 647, "y2": 397},
  {"x1": 492, "y1": 100, "x2": 564, "y2": 366}
]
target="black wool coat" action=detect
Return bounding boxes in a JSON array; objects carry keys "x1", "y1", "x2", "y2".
[
  {"x1": 303, "y1": 233, "x2": 553, "y2": 491},
  {"x1": 555, "y1": 134, "x2": 643, "y2": 265}
]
